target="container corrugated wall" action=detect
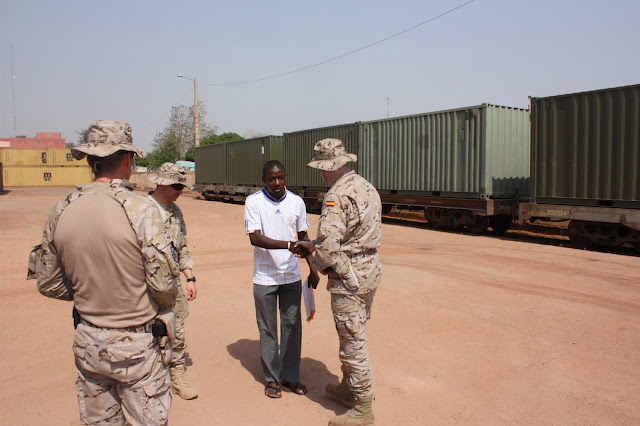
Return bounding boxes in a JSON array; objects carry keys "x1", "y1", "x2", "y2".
[
  {"x1": 48, "y1": 149, "x2": 86, "y2": 166},
  {"x1": 195, "y1": 143, "x2": 227, "y2": 184},
  {"x1": 226, "y1": 136, "x2": 284, "y2": 186},
  {"x1": 3, "y1": 166, "x2": 92, "y2": 186},
  {"x1": 358, "y1": 105, "x2": 529, "y2": 198},
  {"x1": 531, "y1": 84, "x2": 640, "y2": 206},
  {"x1": 283, "y1": 124, "x2": 359, "y2": 188},
  {"x1": 0, "y1": 148, "x2": 85, "y2": 166},
  {"x1": 1, "y1": 149, "x2": 48, "y2": 166}
]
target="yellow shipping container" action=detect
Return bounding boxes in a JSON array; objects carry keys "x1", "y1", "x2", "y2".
[
  {"x1": 2, "y1": 165, "x2": 92, "y2": 187},
  {"x1": 0, "y1": 149, "x2": 48, "y2": 166},
  {"x1": 0, "y1": 148, "x2": 86, "y2": 166},
  {"x1": 48, "y1": 149, "x2": 86, "y2": 166}
]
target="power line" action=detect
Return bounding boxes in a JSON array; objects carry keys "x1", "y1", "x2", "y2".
[{"x1": 201, "y1": 0, "x2": 476, "y2": 86}]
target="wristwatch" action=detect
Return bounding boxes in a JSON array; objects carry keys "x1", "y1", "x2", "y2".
[{"x1": 186, "y1": 277, "x2": 196, "y2": 283}]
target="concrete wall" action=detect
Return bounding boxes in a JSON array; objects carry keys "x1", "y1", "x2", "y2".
[
  {"x1": 0, "y1": 132, "x2": 66, "y2": 149},
  {"x1": 130, "y1": 171, "x2": 196, "y2": 192}
]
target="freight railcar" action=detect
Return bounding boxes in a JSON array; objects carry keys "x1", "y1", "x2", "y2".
[
  {"x1": 519, "y1": 84, "x2": 640, "y2": 251},
  {"x1": 196, "y1": 104, "x2": 530, "y2": 235}
]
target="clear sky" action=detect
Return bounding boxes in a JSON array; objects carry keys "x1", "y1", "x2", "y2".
[{"x1": 1, "y1": 0, "x2": 638, "y2": 152}]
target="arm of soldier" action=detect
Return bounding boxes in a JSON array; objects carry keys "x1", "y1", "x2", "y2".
[
  {"x1": 33, "y1": 205, "x2": 74, "y2": 300},
  {"x1": 312, "y1": 193, "x2": 348, "y2": 273},
  {"x1": 182, "y1": 268, "x2": 197, "y2": 301},
  {"x1": 138, "y1": 207, "x2": 179, "y2": 310}
]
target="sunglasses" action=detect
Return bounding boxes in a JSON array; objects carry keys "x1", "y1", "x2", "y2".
[{"x1": 171, "y1": 184, "x2": 185, "y2": 191}]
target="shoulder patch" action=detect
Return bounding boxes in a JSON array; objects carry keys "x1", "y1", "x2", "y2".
[{"x1": 325, "y1": 201, "x2": 335, "y2": 207}]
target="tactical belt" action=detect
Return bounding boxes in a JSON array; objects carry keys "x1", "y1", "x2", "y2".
[{"x1": 79, "y1": 317, "x2": 154, "y2": 333}]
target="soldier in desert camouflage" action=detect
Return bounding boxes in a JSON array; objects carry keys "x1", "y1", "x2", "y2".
[
  {"x1": 28, "y1": 120, "x2": 179, "y2": 425},
  {"x1": 148, "y1": 162, "x2": 199, "y2": 400},
  {"x1": 294, "y1": 138, "x2": 382, "y2": 426}
]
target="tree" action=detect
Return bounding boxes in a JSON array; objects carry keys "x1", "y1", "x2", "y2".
[
  {"x1": 152, "y1": 102, "x2": 217, "y2": 159},
  {"x1": 143, "y1": 138, "x2": 180, "y2": 170},
  {"x1": 200, "y1": 132, "x2": 244, "y2": 146},
  {"x1": 68, "y1": 127, "x2": 90, "y2": 148}
]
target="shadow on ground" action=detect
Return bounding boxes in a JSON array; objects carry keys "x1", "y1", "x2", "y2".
[{"x1": 227, "y1": 338, "x2": 343, "y2": 413}]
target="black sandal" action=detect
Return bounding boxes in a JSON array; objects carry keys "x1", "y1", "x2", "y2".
[
  {"x1": 265, "y1": 381, "x2": 282, "y2": 398},
  {"x1": 281, "y1": 380, "x2": 307, "y2": 395}
]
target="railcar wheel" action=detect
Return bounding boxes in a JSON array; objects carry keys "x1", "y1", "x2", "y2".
[
  {"x1": 468, "y1": 215, "x2": 489, "y2": 234},
  {"x1": 568, "y1": 221, "x2": 593, "y2": 249},
  {"x1": 490, "y1": 215, "x2": 512, "y2": 235}
]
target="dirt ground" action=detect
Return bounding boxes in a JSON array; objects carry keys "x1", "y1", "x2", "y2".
[{"x1": 1, "y1": 187, "x2": 639, "y2": 425}]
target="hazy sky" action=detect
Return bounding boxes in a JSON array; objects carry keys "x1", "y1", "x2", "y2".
[{"x1": 1, "y1": 0, "x2": 638, "y2": 152}]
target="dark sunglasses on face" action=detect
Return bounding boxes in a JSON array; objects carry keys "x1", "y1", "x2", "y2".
[{"x1": 171, "y1": 184, "x2": 185, "y2": 191}]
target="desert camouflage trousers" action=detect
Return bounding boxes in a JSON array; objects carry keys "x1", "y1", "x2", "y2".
[
  {"x1": 73, "y1": 322, "x2": 171, "y2": 426},
  {"x1": 171, "y1": 285, "x2": 190, "y2": 368},
  {"x1": 331, "y1": 289, "x2": 377, "y2": 398}
]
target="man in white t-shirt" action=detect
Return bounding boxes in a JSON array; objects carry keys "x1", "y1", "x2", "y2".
[{"x1": 244, "y1": 160, "x2": 319, "y2": 399}]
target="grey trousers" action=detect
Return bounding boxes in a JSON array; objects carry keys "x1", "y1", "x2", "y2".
[{"x1": 253, "y1": 281, "x2": 302, "y2": 384}]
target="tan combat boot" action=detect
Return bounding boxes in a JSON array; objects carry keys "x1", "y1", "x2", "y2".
[
  {"x1": 170, "y1": 365, "x2": 198, "y2": 400},
  {"x1": 325, "y1": 374, "x2": 355, "y2": 408},
  {"x1": 328, "y1": 394, "x2": 375, "y2": 426}
]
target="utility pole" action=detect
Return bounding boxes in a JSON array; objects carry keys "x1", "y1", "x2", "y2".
[
  {"x1": 386, "y1": 97, "x2": 390, "y2": 118},
  {"x1": 11, "y1": 43, "x2": 17, "y2": 137},
  {"x1": 177, "y1": 74, "x2": 200, "y2": 147}
]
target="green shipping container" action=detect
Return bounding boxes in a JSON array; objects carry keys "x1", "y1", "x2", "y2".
[
  {"x1": 226, "y1": 136, "x2": 283, "y2": 187},
  {"x1": 530, "y1": 84, "x2": 640, "y2": 207},
  {"x1": 283, "y1": 123, "x2": 359, "y2": 189},
  {"x1": 358, "y1": 104, "x2": 530, "y2": 198},
  {"x1": 195, "y1": 143, "x2": 226, "y2": 185}
]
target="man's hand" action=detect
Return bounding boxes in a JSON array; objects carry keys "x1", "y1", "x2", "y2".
[
  {"x1": 293, "y1": 240, "x2": 315, "y2": 258},
  {"x1": 186, "y1": 282, "x2": 197, "y2": 301},
  {"x1": 308, "y1": 272, "x2": 320, "y2": 289}
]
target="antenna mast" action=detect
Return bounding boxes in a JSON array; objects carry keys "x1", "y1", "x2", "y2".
[{"x1": 11, "y1": 43, "x2": 17, "y2": 137}]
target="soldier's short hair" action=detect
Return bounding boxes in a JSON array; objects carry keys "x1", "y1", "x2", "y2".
[{"x1": 87, "y1": 150, "x2": 131, "y2": 175}]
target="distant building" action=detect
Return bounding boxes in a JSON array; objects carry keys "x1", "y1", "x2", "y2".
[{"x1": 0, "y1": 132, "x2": 66, "y2": 149}]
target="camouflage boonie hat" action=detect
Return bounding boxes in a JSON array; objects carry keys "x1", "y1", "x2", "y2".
[
  {"x1": 149, "y1": 162, "x2": 194, "y2": 190},
  {"x1": 307, "y1": 138, "x2": 357, "y2": 171},
  {"x1": 71, "y1": 120, "x2": 146, "y2": 160}
]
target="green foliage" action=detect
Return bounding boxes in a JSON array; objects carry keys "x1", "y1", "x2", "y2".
[
  {"x1": 144, "y1": 139, "x2": 179, "y2": 169},
  {"x1": 184, "y1": 145, "x2": 195, "y2": 162},
  {"x1": 200, "y1": 132, "x2": 244, "y2": 146}
]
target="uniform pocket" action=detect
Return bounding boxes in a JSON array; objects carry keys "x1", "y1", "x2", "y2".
[{"x1": 26, "y1": 244, "x2": 42, "y2": 280}]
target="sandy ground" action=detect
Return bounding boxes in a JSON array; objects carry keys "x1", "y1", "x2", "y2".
[{"x1": 1, "y1": 186, "x2": 639, "y2": 425}]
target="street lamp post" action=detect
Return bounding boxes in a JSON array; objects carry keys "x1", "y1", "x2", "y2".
[{"x1": 177, "y1": 74, "x2": 199, "y2": 147}]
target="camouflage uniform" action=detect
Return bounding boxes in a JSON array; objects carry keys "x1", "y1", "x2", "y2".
[
  {"x1": 149, "y1": 194, "x2": 194, "y2": 371},
  {"x1": 148, "y1": 161, "x2": 199, "y2": 400},
  {"x1": 308, "y1": 139, "x2": 382, "y2": 400},
  {"x1": 28, "y1": 121, "x2": 179, "y2": 426}
]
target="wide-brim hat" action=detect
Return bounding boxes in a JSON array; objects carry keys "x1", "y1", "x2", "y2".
[
  {"x1": 149, "y1": 162, "x2": 194, "y2": 190},
  {"x1": 71, "y1": 120, "x2": 146, "y2": 160},
  {"x1": 307, "y1": 138, "x2": 357, "y2": 171}
]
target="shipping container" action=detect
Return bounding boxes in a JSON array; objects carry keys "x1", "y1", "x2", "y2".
[
  {"x1": 530, "y1": 84, "x2": 640, "y2": 207},
  {"x1": 2, "y1": 166, "x2": 92, "y2": 187},
  {"x1": 195, "y1": 143, "x2": 226, "y2": 184},
  {"x1": 283, "y1": 123, "x2": 359, "y2": 189},
  {"x1": 0, "y1": 148, "x2": 85, "y2": 166},
  {"x1": 359, "y1": 104, "x2": 530, "y2": 198},
  {"x1": 0, "y1": 149, "x2": 48, "y2": 166},
  {"x1": 226, "y1": 136, "x2": 283, "y2": 186},
  {"x1": 48, "y1": 149, "x2": 86, "y2": 166}
]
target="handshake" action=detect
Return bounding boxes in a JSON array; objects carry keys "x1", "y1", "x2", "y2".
[{"x1": 288, "y1": 240, "x2": 316, "y2": 258}]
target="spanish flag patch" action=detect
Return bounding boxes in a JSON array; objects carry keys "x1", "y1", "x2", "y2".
[{"x1": 326, "y1": 201, "x2": 335, "y2": 207}]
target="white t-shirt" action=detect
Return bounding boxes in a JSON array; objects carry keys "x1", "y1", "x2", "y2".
[{"x1": 244, "y1": 189, "x2": 310, "y2": 285}]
